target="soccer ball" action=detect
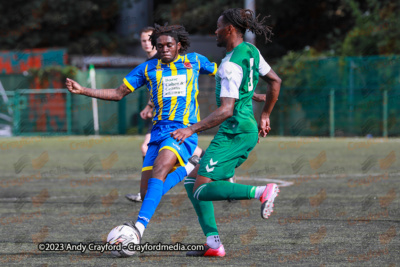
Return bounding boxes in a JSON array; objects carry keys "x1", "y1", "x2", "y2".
[{"x1": 107, "y1": 224, "x2": 140, "y2": 257}]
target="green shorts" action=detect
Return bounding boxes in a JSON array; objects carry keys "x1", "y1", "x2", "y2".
[{"x1": 198, "y1": 131, "x2": 258, "y2": 180}]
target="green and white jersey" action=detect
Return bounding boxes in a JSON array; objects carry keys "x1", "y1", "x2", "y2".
[{"x1": 215, "y1": 42, "x2": 271, "y2": 134}]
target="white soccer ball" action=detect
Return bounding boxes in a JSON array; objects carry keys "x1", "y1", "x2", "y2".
[{"x1": 107, "y1": 225, "x2": 140, "y2": 257}]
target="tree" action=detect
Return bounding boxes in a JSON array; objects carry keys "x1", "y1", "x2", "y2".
[
  {"x1": 0, "y1": 0, "x2": 124, "y2": 55},
  {"x1": 153, "y1": 0, "x2": 241, "y2": 34},
  {"x1": 339, "y1": 0, "x2": 400, "y2": 56},
  {"x1": 154, "y1": 0, "x2": 356, "y2": 60}
]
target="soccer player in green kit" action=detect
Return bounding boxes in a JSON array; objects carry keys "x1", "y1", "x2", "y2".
[{"x1": 171, "y1": 8, "x2": 282, "y2": 257}]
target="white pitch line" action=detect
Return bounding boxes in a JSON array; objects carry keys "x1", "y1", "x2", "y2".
[
  {"x1": 0, "y1": 195, "x2": 85, "y2": 201},
  {"x1": 1, "y1": 172, "x2": 399, "y2": 201},
  {"x1": 238, "y1": 171, "x2": 400, "y2": 180},
  {"x1": 236, "y1": 176, "x2": 294, "y2": 187},
  {"x1": 235, "y1": 171, "x2": 400, "y2": 187}
]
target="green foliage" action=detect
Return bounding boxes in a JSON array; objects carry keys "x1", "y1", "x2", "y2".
[
  {"x1": 274, "y1": 48, "x2": 336, "y2": 87},
  {"x1": 274, "y1": 0, "x2": 400, "y2": 86},
  {"x1": 29, "y1": 65, "x2": 78, "y2": 87},
  {"x1": 154, "y1": 0, "x2": 242, "y2": 34},
  {"x1": 155, "y1": 0, "x2": 357, "y2": 60},
  {"x1": 155, "y1": 0, "x2": 398, "y2": 59},
  {"x1": 339, "y1": 0, "x2": 400, "y2": 56},
  {"x1": 0, "y1": 0, "x2": 124, "y2": 55}
]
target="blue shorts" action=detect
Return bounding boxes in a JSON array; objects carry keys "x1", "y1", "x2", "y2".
[{"x1": 142, "y1": 121, "x2": 198, "y2": 172}]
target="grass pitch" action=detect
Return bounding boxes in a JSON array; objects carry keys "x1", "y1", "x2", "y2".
[{"x1": 0, "y1": 136, "x2": 399, "y2": 266}]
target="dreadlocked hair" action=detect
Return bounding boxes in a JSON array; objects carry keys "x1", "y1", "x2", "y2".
[
  {"x1": 150, "y1": 23, "x2": 191, "y2": 54},
  {"x1": 221, "y1": 8, "x2": 273, "y2": 43}
]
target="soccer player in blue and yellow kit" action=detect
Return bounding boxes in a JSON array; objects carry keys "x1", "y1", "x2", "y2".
[
  {"x1": 66, "y1": 24, "x2": 217, "y2": 249},
  {"x1": 125, "y1": 26, "x2": 206, "y2": 203}
]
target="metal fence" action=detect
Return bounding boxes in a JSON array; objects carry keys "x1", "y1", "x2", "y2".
[
  {"x1": 1, "y1": 55, "x2": 400, "y2": 137},
  {"x1": 5, "y1": 89, "x2": 147, "y2": 136},
  {"x1": 4, "y1": 85, "x2": 399, "y2": 137},
  {"x1": 266, "y1": 55, "x2": 400, "y2": 137},
  {"x1": 258, "y1": 86, "x2": 400, "y2": 137}
]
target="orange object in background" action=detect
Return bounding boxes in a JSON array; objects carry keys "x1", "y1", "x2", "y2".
[
  {"x1": 0, "y1": 48, "x2": 68, "y2": 133},
  {"x1": 0, "y1": 48, "x2": 66, "y2": 74}
]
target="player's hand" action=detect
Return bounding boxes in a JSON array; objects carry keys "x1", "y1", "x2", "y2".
[
  {"x1": 258, "y1": 115, "x2": 271, "y2": 137},
  {"x1": 66, "y1": 78, "x2": 84, "y2": 95},
  {"x1": 140, "y1": 105, "x2": 153, "y2": 120},
  {"x1": 170, "y1": 127, "x2": 194, "y2": 145},
  {"x1": 146, "y1": 110, "x2": 153, "y2": 119}
]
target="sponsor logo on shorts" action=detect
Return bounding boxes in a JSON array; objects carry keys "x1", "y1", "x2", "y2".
[
  {"x1": 206, "y1": 159, "x2": 218, "y2": 172},
  {"x1": 172, "y1": 143, "x2": 181, "y2": 150}
]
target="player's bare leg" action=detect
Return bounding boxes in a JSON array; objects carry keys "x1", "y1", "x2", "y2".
[
  {"x1": 151, "y1": 149, "x2": 178, "y2": 180},
  {"x1": 141, "y1": 133, "x2": 151, "y2": 157},
  {"x1": 193, "y1": 146, "x2": 203, "y2": 157},
  {"x1": 125, "y1": 133, "x2": 151, "y2": 202},
  {"x1": 193, "y1": 175, "x2": 213, "y2": 192},
  {"x1": 139, "y1": 170, "x2": 152, "y2": 198},
  {"x1": 127, "y1": 143, "x2": 202, "y2": 203},
  {"x1": 133, "y1": 149, "x2": 178, "y2": 237}
]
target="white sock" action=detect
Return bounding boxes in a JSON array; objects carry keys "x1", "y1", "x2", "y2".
[
  {"x1": 184, "y1": 161, "x2": 195, "y2": 175},
  {"x1": 254, "y1": 186, "x2": 266, "y2": 199},
  {"x1": 206, "y1": 235, "x2": 221, "y2": 249},
  {"x1": 135, "y1": 222, "x2": 145, "y2": 237}
]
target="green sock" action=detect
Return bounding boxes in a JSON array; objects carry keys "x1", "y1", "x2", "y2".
[
  {"x1": 194, "y1": 180, "x2": 256, "y2": 201},
  {"x1": 184, "y1": 177, "x2": 218, "y2": 237}
]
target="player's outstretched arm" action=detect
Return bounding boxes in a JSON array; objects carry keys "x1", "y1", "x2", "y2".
[
  {"x1": 259, "y1": 69, "x2": 281, "y2": 137},
  {"x1": 66, "y1": 78, "x2": 131, "y2": 101},
  {"x1": 252, "y1": 93, "x2": 266, "y2": 102},
  {"x1": 171, "y1": 97, "x2": 235, "y2": 144}
]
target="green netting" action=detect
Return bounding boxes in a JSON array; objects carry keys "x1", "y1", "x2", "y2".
[
  {"x1": 9, "y1": 89, "x2": 71, "y2": 135},
  {"x1": 253, "y1": 55, "x2": 400, "y2": 137},
  {"x1": 73, "y1": 69, "x2": 147, "y2": 135},
  {"x1": 0, "y1": 74, "x2": 31, "y2": 91},
  {"x1": 3, "y1": 56, "x2": 400, "y2": 136}
]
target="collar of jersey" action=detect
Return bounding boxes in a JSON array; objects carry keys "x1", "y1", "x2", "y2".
[
  {"x1": 227, "y1": 42, "x2": 245, "y2": 55},
  {"x1": 159, "y1": 54, "x2": 183, "y2": 65}
]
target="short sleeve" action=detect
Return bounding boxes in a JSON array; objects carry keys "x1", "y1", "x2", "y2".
[
  {"x1": 219, "y1": 62, "x2": 243, "y2": 99},
  {"x1": 258, "y1": 50, "x2": 271, "y2": 76},
  {"x1": 123, "y1": 63, "x2": 147, "y2": 92},
  {"x1": 196, "y1": 53, "x2": 218, "y2": 76}
]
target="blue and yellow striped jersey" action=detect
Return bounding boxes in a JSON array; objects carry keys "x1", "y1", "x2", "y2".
[{"x1": 123, "y1": 53, "x2": 217, "y2": 125}]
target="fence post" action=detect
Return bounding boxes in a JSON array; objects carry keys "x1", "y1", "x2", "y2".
[
  {"x1": 66, "y1": 90, "x2": 72, "y2": 135},
  {"x1": 13, "y1": 90, "x2": 20, "y2": 136},
  {"x1": 383, "y1": 89, "x2": 388, "y2": 137},
  {"x1": 348, "y1": 60, "x2": 355, "y2": 135},
  {"x1": 118, "y1": 98, "x2": 126, "y2": 134},
  {"x1": 329, "y1": 89, "x2": 335, "y2": 137},
  {"x1": 279, "y1": 106, "x2": 284, "y2": 136},
  {"x1": 278, "y1": 87, "x2": 285, "y2": 136}
]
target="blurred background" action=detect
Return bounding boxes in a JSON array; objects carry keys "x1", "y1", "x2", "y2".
[{"x1": 0, "y1": 0, "x2": 399, "y2": 137}]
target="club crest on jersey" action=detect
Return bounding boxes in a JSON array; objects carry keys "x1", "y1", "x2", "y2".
[{"x1": 184, "y1": 62, "x2": 192, "y2": 69}]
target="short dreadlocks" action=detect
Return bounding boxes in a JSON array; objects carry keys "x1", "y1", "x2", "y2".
[
  {"x1": 221, "y1": 8, "x2": 273, "y2": 43},
  {"x1": 149, "y1": 24, "x2": 191, "y2": 54}
]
